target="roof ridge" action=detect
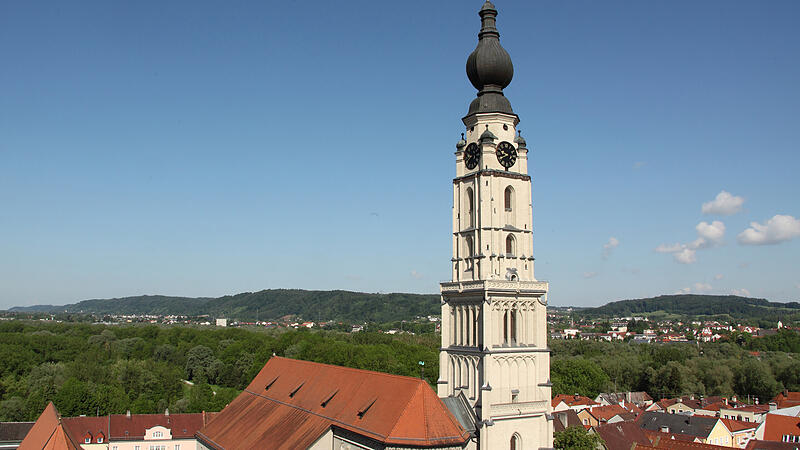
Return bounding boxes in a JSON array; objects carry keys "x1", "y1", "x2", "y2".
[{"x1": 270, "y1": 356, "x2": 430, "y2": 383}]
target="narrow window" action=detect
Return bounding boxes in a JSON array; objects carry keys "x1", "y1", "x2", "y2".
[
  {"x1": 465, "y1": 235, "x2": 474, "y2": 270},
  {"x1": 503, "y1": 311, "x2": 509, "y2": 344},
  {"x1": 510, "y1": 434, "x2": 520, "y2": 450},
  {"x1": 504, "y1": 186, "x2": 513, "y2": 211},
  {"x1": 511, "y1": 310, "x2": 517, "y2": 344},
  {"x1": 466, "y1": 187, "x2": 475, "y2": 228},
  {"x1": 506, "y1": 234, "x2": 516, "y2": 256}
]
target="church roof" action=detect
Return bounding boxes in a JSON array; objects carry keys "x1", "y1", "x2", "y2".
[
  {"x1": 195, "y1": 357, "x2": 470, "y2": 449},
  {"x1": 17, "y1": 403, "x2": 81, "y2": 450}
]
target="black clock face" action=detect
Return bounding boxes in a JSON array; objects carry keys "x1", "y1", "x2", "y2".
[
  {"x1": 496, "y1": 141, "x2": 517, "y2": 169},
  {"x1": 464, "y1": 143, "x2": 480, "y2": 170}
]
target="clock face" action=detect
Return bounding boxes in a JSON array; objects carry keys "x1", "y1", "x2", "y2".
[
  {"x1": 464, "y1": 143, "x2": 480, "y2": 170},
  {"x1": 496, "y1": 141, "x2": 517, "y2": 169}
]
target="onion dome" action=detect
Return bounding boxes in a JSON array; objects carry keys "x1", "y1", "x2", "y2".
[
  {"x1": 456, "y1": 133, "x2": 467, "y2": 150},
  {"x1": 465, "y1": 1, "x2": 514, "y2": 116},
  {"x1": 479, "y1": 125, "x2": 497, "y2": 143},
  {"x1": 514, "y1": 131, "x2": 527, "y2": 148}
]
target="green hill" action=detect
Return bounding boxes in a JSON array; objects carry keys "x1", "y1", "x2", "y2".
[
  {"x1": 579, "y1": 294, "x2": 800, "y2": 322},
  {"x1": 8, "y1": 289, "x2": 440, "y2": 323}
]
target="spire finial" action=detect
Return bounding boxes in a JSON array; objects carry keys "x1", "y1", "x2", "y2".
[{"x1": 465, "y1": 1, "x2": 515, "y2": 117}]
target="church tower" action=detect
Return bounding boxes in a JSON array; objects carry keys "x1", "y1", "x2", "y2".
[{"x1": 438, "y1": 2, "x2": 553, "y2": 449}]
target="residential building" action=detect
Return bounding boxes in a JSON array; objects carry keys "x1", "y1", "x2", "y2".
[
  {"x1": 595, "y1": 392, "x2": 654, "y2": 409},
  {"x1": 721, "y1": 405, "x2": 770, "y2": 423},
  {"x1": 552, "y1": 394, "x2": 600, "y2": 412},
  {"x1": 638, "y1": 412, "x2": 734, "y2": 447},
  {"x1": 755, "y1": 414, "x2": 800, "y2": 443}
]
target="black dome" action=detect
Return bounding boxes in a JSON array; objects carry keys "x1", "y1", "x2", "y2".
[{"x1": 465, "y1": 1, "x2": 515, "y2": 116}]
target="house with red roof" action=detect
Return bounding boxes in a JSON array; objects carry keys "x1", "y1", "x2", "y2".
[
  {"x1": 755, "y1": 414, "x2": 800, "y2": 444},
  {"x1": 578, "y1": 404, "x2": 629, "y2": 428},
  {"x1": 552, "y1": 394, "x2": 600, "y2": 413},
  {"x1": 21, "y1": 404, "x2": 215, "y2": 450},
  {"x1": 773, "y1": 392, "x2": 800, "y2": 410},
  {"x1": 720, "y1": 418, "x2": 758, "y2": 447},
  {"x1": 195, "y1": 357, "x2": 473, "y2": 450}
]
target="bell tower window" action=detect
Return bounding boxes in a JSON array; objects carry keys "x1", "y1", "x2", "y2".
[
  {"x1": 465, "y1": 187, "x2": 475, "y2": 228},
  {"x1": 504, "y1": 186, "x2": 515, "y2": 224},
  {"x1": 506, "y1": 234, "x2": 516, "y2": 256}
]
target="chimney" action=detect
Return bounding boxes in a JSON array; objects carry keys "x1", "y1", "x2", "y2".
[
  {"x1": 660, "y1": 426, "x2": 669, "y2": 433},
  {"x1": 165, "y1": 408, "x2": 169, "y2": 416},
  {"x1": 126, "y1": 410, "x2": 131, "y2": 419},
  {"x1": 769, "y1": 402, "x2": 778, "y2": 411},
  {"x1": 723, "y1": 398, "x2": 728, "y2": 405}
]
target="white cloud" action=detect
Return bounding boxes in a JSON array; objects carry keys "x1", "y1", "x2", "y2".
[
  {"x1": 693, "y1": 282, "x2": 713, "y2": 292},
  {"x1": 655, "y1": 221, "x2": 724, "y2": 264},
  {"x1": 676, "y1": 282, "x2": 713, "y2": 294},
  {"x1": 714, "y1": 274, "x2": 724, "y2": 280},
  {"x1": 695, "y1": 221, "x2": 725, "y2": 246},
  {"x1": 673, "y1": 248, "x2": 697, "y2": 264},
  {"x1": 583, "y1": 271, "x2": 598, "y2": 279},
  {"x1": 702, "y1": 190, "x2": 744, "y2": 215},
  {"x1": 655, "y1": 243, "x2": 683, "y2": 253},
  {"x1": 737, "y1": 214, "x2": 800, "y2": 245},
  {"x1": 602, "y1": 237, "x2": 620, "y2": 259},
  {"x1": 732, "y1": 288, "x2": 751, "y2": 297}
]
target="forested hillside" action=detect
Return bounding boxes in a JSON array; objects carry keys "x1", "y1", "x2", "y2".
[
  {"x1": 579, "y1": 294, "x2": 800, "y2": 322},
  {"x1": 0, "y1": 321, "x2": 439, "y2": 421},
  {"x1": 9, "y1": 289, "x2": 440, "y2": 323},
  {"x1": 1, "y1": 321, "x2": 798, "y2": 422}
]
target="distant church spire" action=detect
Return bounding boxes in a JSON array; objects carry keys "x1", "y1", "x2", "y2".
[{"x1": 465, "y1": 1, "x2": 515, "y2": 117}]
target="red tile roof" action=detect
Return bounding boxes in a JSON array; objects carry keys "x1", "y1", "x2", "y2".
[
  {"x1": 196, "y1": 356, "x2": 470, "y2": 449},
  {"x1": 745, "y1": 440, "x2": 800, "y2": 450},
  {"x1": 109, "y1": 412, "x2": 210, "y2": 440},
  {"x1": 17, "y1": 403, "x2": 81, "y2": 450},
  {"x1": 761, "y1": 414, "x2": 800, "y2": 442},
  {"x1": 593, "y1": 421, "x2": 651, "y2": 450},
  {"x1": 552, "y1": 394, "x2": 600, "y2": 408},
  {"x1": 590, "y1": 404, "x2": 628, "y2": 423},
  {"x1": 773, "y1": 392, "x2": 800, "y2": 409},
  {"x1": 719, "y1": 418, "x2": 757, "y2": 433}
]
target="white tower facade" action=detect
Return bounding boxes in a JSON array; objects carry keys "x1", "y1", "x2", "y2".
[{"x1": 438, "y1": 2, "x2": 553, "y2": 449}]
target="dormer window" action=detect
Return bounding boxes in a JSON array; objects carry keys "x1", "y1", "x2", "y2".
[{"x1": 153, "y1": 431, "x2": 163, "y2": 438}]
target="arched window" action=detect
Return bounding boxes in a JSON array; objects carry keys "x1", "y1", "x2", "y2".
[
  {"x1": 504, "y1": 186, "x2": 514, "y2": 211},
  {"x1": 506, "y1": 234, "x2": 516, "y2": 256},
  {"x1": 510, "y1": 433, "x2": 520, "y2": 450},
  {"x1": 464, "y1": 236, "x2": 474, "y2": 270},
  {"x1": 465, "y1": 187, "x2": 475, "y2": 228}
]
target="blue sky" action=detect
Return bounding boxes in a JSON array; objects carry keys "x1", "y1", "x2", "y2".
[{"x1": 1, "y1": 1, "x2": 798, "y2": 309}]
